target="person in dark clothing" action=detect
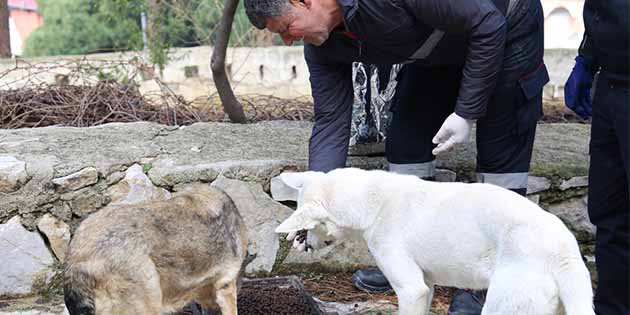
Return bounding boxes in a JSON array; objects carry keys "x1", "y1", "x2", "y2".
[
  {"x1": 244, "y1": 0, "x2": 548, "y2": 313},
  {"x1": 564, "y1": 1, "x2": 629, "y2": 314}
]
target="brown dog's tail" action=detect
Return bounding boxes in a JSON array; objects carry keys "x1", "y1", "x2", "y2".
[{"x1": 64, "y1": 263, "x2": 96, "y2": 315}]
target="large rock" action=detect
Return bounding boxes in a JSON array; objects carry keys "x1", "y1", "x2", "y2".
[
  {"x1": 211, "y1": 176, "x2": 293, "y2": 273},
  {"x1": 282, "y1": 237, "x2": 376, "y2": 269},
  {"x1": 527, "y1": 176, "x2": 551, "y2": 195},
  {"x1": 36, "y1": 215, "x2": 71, "y2": 262},
  {"x1": 430, "y1": 124, "x2": 590, "y2": 181},
  {"x1": 0, "y1": 122, "x2": 590, "y2": 220},
  {"x1": 107, "y1": 164, "x2": 171, "y2": 206},
  {"x1": 546, "y1": 196, "x2": 595, "y2": 242},
  {"x1": 0, "y1": 123, "x2": 165, "y2": 220},
  {"x1": 0, "y1": 217, "x2": 55, "y2": 297},
  {"x1": 66, "y1": 188, "x2": 108, "y2": 217},
  {"x1": 435, "y1": 169, "x2": 457, "y2": 182},
  {"x1": 559, "y1": 176, "x2": 588, "y2": 191},
  {"x1": 0, "y1": 310, "x2": 67, "y2": 315},
  {"x1": 0, "y1": 155, "x2": 28, "y2": 193},
  {"x1": 149, "y1": 159, "x2": 295, "y2": 188},
  {"x1": 51, "y1": 167, "x2": 98, "y2": 193},
  {"x1": 0, "y1": 298, "x2": 68, "y2": 315},
  {"x1": 317, "y1": 299, "x2": 397, "y2": 315}
]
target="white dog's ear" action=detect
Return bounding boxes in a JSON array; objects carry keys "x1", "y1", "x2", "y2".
[
  {"x1": 270, "y1": 171, "x2": 323, "y2": 201},
  {"x1": 275, "y1": 204, "x2": 328, "y2": 233}
]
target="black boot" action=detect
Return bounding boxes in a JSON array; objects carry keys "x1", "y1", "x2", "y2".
[
  {"x1": 447, "y1": 289, "x2": 486, "y2": 315},
  {"x1": 351, "y1": 267, "x2": 392, "y2": 293}
]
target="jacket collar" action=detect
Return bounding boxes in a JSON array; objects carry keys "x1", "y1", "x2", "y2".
[{"x1": 336, "y1": 0, "x2": 358, "y2": 30}]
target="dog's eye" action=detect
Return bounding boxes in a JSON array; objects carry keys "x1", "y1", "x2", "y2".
[{"x1": 220, "y1": 283, "x2": 230, "y2": 290}]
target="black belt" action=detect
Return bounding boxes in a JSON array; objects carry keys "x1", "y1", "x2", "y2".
[
  {"x1": 601, "y1": 70, "x2": 630, "y2": 89},
  {"x1": 609, "y1": 80, "x2": 630, "y2": 90}
]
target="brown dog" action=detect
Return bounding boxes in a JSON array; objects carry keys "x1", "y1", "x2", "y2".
[{"x1": 63, "y1": 184, "x2": 248, "y2": 315}]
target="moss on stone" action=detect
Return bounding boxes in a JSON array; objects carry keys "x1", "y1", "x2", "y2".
[
  {"x1": 539, "y1": 187, "x2": 588, "y2": 205},
  {"x1": 31, "y1": 266, "x2": 64, "y2": 302},
  {"x1": 529, "y1": 164, "x2": 588, "y2": 184},
  {"x1": 142, "y1": 163, "x2": 153, "y2": 174},
  {"x1": 270, "y1": 234, "x2": 293, "y2": 273}
]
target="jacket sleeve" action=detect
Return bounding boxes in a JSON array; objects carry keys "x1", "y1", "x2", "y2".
[
  {"x1": 577, "y1": 34, "x2": 598, "y2": 71},
  {"x1": 408, "y1": 0, "x2": 507, "y2": 120},
  {"x1": 578, "y1": 1, "x2": 599, "y2": 70},
  {"x1": 303, "y1": 44, "x2": 354, "y2": 172}
]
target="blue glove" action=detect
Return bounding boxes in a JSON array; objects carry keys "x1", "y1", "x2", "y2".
[{"x1": 564, "y1": 56, "x2": 595, "y2": 120}]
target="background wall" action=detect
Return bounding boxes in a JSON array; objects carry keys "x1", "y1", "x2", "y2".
[{"x1": 0, "y1": 46, "x2": 578, "y2": 102}]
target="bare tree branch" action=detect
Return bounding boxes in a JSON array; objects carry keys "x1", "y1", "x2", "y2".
[{"x1": 211, "y1": 0, "x2": 246, "y2": 123}]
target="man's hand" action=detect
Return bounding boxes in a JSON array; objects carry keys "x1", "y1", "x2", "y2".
[
  {"x1": 286, "y1": 230, "x2": 312, "y2": 252},
  {"x1": 432, "y1": 113, "x2": 474, "y2": 155},
  {"x1": 564, "y1": 56, "x2": 595, "y2": 120}
]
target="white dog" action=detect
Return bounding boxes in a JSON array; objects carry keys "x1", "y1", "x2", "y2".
[{"x1": 272, "y1": 168, "x2": 594, "y2": 315}]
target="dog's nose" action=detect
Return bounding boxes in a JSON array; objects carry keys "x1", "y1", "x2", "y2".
[{"x1": 324, "y1": 240, "x2": 334, "y2": 246}]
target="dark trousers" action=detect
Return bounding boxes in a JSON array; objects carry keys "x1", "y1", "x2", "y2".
[
  {"x1": 386, "y1": 64, "x2": 545, "y2": 195},
  {"x1": 588, "y1": 72, "x2": 630, "y2": 315}
]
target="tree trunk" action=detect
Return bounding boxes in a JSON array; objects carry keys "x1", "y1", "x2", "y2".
[
  {"x1": 145, "y1": 0, "x2": 159, "y2": 41},
  {"x1": 0, "y1": 0, "x2": 11, "y2": 58},
  {"x1": 211, "y1": 0, "x2": 247, "y2": 123}
]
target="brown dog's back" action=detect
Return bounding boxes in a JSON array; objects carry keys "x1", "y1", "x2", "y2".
[{"x1": 64, "y1": 184, "x2": 248, "y2": 315}]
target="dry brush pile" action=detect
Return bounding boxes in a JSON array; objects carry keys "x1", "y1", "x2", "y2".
[{"x1": 0, "y1": 58, "x2": 313, "y2": 129}]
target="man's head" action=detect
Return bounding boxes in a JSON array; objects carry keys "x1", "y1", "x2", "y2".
[{"x1": 244, "y1": 0, "x2": 342, "y2": 46}]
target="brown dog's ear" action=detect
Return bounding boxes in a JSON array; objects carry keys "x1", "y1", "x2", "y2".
[
  {"x1": 275, "y1": 203, "x2": 328, "y2": 233},
  {"x1": 270, "y1": 171, "x2": 324, "y2": 201}
]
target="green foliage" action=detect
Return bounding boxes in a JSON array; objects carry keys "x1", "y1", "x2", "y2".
[
  {"x1": 23, "y1": 0, "x2": 143, "y2": 57},
  {"x1": 23, "y1": 0, "x2": 258, "y2": 69}
]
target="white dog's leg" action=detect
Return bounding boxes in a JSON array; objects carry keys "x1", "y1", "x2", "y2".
[
  {"x1": 375, "y1": 252, "x2": 431, "y2": 315},
  {"x1": 425, "y1": 285, "x2": 434, "y2": 315},
  {"x1": 482, "y1": 265, "x2": 560, "y2": 315}
]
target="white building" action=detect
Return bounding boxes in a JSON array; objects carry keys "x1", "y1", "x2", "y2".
[{"x1": 543, "y1": 0, "x2": 585, "y2": 49}]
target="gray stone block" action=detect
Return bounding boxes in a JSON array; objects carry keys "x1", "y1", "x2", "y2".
[
  {"x1": 211, "y1": 176, "x2": 294, "y2": 273},
  {"x1": 0, "y1": 217, "x2": 54, "y2": 297},
  {"x1": 0, "y1": 155, "x2": 28, "y2": 193}
]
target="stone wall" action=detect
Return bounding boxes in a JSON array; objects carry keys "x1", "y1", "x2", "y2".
[
  {"x1": 0, "y1": 121, "x2": 593, "y2": 299},
  {"x1": 0, "y1": 46, "x2": 577, "y2": 101}
]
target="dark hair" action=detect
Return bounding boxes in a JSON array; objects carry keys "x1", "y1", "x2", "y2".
[{"x1": 244, "y1": 0, "x2": 291, "y2": 29}]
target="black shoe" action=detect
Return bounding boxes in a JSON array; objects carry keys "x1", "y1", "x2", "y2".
[
  {"x1": 447, "y1": 289, "x2": 486, "y2": 315},
  {"x1": 351, "y1": 267, "x2": 392, "y2": 293}
]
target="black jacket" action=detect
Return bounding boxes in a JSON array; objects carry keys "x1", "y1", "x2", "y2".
[
  {"x1": 307, "y1": 0, "x2": 546, "y2": 120},
  {"x1": 580, "y1": 0, "x2": 629, "y2": 77}
]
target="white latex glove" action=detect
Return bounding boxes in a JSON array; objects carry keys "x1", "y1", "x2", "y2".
[
  {"x1": 432, "y1": 113, "x2": 474, "y2": 156},
  {"x1": 286, "y1": 230, "x2": 312, "y2": 252}
]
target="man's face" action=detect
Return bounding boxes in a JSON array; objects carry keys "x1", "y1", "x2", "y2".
[{"x1": 265, "y1": 1, "x2": 331, "y2": 46}]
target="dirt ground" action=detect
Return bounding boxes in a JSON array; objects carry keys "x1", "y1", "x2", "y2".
[
  {"x1": 296, "y1": 271, "x2": 455, "y2": 314},
  {"x1": 540, "y1": 100, "x2": 588, "y2": 123}
]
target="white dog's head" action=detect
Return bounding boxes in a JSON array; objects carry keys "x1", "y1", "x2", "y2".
[{"x1": 272, "y1": 171, "x2": 349, "y2": 249}]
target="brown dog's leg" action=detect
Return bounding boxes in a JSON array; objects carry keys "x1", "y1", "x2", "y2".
[
  {"x1": 94, "y1": 283, "x2": 162, "y2": 315},
  {"x1": 196, "y1": 283, "x2": 221, "y2": 315},
  {"x1": 95, "y1": 262, "x2": 163, "y2": 315},
  {"x1": 196, "y1": 280, "x2": 237, "y2": 315},
  {"x1": 216, "y1": 280, "x2": 238, "y2": 315}
]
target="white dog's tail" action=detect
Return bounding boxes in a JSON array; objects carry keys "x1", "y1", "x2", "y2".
[{"x1": 552, "y1": 254, "x2": 596, "y2": 315}]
